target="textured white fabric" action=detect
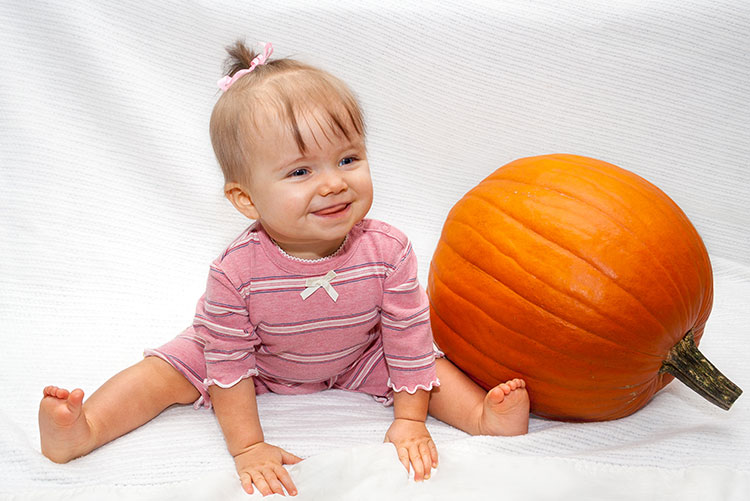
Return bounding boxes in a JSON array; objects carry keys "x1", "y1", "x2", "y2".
[{"x1": 1, "y1": 1, "x2": 749, "y2": 500}]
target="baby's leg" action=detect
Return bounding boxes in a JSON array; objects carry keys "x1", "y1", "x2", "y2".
[
  {"x1": 428, "y1": 358, "x2": 529, "y2": 436},
  {"x1": 39, "y1": 356, "x2": 199, "y2": 463}
]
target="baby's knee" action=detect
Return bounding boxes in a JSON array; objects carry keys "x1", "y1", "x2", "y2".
[{"x1": 141, "y1": 356, "x2": 200, "y2": 404}]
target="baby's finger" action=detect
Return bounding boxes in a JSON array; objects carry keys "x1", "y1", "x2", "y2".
[
  {"x1": 409, "y1": 445, "x2": 425, "y2": 481},
  {"x1": 274, "y1": 465, "x2": 298, "y2": 496},
  {"x1": 397, "y1": 446, "x2": 410, "y2": 474},
  {"x1": 262, "y1": 469, "x2": 286, "y2": 496},
  {"x1": 239, "y1": 472, "x2": 254, "y2": 495},
  {"x1": 428, "y1": 439, "x2": 439, "y2": 468},
  {"x1": 251, "y1": 471, "x2": 272, "y2": 497},
  {"x1": 419, "y1": 442, "x2": 432, "y2": 479}
]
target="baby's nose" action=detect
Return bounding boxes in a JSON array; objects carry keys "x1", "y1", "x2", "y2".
[{"x1": 319, "y1": 171, "x2": 347, "y2": 195}]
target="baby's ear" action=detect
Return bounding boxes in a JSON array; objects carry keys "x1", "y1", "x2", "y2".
[{"x1": 224, "y1": 182, "x2": 260, "y2": 220}]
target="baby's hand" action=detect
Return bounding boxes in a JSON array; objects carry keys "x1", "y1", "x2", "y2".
[
  {"x1": 384, "y1": 418, "x2": 439, "y2": 482},
  {"x1": 233, "y1": 441, "x2": 302, "y2": 496}
]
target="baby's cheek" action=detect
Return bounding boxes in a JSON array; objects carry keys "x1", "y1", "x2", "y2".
[
  {"x1": 349, "y1": 170, "x2": 373, "y2": 200},
  {"x1": 280, "y1": 193, "x2": 309, "y2": 217},
  {"x1": 359, "y1": 178, "x2": 374, "y2": 212}
]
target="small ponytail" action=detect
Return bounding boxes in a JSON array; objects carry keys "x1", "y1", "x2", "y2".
[{"x1": 223, "y1": 40, "x2": 259, "y2": 78}]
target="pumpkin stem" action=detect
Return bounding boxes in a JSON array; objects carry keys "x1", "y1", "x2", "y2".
[{"x1": 660, "y1": 330, "x2": 742, "y2": 410}]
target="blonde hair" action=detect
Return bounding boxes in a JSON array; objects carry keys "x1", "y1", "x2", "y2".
[{"x1": 210, "y1": 41, "x2": 365, "y2": 186}]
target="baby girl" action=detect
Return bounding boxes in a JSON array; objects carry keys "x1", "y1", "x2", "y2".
[{"x1": 39, "y1": 41, "x2": 530, "y2": 497}]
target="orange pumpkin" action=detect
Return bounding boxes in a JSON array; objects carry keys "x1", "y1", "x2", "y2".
[{"x1": 427, "y1": 154, "x2": 741, "y2": 421}]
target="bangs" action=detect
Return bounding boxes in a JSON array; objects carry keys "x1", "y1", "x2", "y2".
[{"x1": 247, "y1": 71, "x2": 365, "y2": 154}]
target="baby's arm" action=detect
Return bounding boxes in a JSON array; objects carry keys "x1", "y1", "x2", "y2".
[
  {"x1": 209, "y1": 379, "x2": 302, "y2": 496},
  {"x1": 383, "y1": 389, "x2": 439, "y2": 481}
]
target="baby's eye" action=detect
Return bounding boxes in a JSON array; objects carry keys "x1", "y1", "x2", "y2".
[
  {"x1": 338, "y1": 157, "x2": 356, "y2": 167},
  {"x1": 289, "y1": 168, "x2": 309, "y2": 177}
]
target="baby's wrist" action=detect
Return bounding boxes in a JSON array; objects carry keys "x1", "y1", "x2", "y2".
[
  {"x1": 393, "y1": 416, "x2": 426, "y2": 424},
  {"x1": 230, "y1": 438, "x2": 265, "y2": 458}
]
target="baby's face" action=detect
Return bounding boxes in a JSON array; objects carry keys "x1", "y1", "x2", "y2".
[{"x1": 243, "y1": 111, "x2": 373, "y2": 259}]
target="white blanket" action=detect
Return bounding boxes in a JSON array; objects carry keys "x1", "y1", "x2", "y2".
[{"x1": 1, "y1": 1, "x2": 749, "y2": 500}]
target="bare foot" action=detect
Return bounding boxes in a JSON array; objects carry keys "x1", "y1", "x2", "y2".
[
  {"x1": 39, "y1": 386, "x2": 95, "y2": 463},
  {"x1": 478, "y1": 378, "x2": 530, "y2": 436}
]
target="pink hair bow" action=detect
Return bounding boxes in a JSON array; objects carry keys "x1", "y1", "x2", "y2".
[{"x1": 217, "y1": 42, "x2": 273, "y2": 91}]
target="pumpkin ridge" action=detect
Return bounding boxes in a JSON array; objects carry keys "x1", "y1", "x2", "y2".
[
  {"x1": 544, "y1": 155, "x2": 664, "y2": 199},
  {"x1": 610, "y1": 379, "x2": 659, "y2": 399},
  {"x1": 542, "y1": 169, "x2": 694, "y2": 324},
  {"x1": 601, "y1": 388, "x2": 656, "y2": 418},
  {"x1": 462, "y1": 191, "x2": 672, "y2": 351},
  {"x1": 536, "y1": 156, "x2": 704, "y2": 319},
  {"x1": 540, "y1": 154, "x2": 711, "y2": 320},
  {"x1": 430, "y1": 267, "x2": 610, "y2": 391},
  {"x1": 610, "y1": 380, "x2": 659, "y2": 403},
  {"x1": 432, "y1": 273, "x2": 659, "y2": 420},
  {"x1": 429, "y1": 248, "x2": 611, "y2": 377},
  {"x1": 483, "y1": 173, "x2": 693, "y2": 326},
  {"x1": 541, "y1": 155, "x2": 690, "y2": 235},
  {"x1": 437, "y1": 223, "x2": 662, "y2": 362},
  {"x1": 428, "y1": 292, "x2": 530, "y2": 387}
]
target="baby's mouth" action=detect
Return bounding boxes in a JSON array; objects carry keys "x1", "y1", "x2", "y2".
[{"x1": 313, "y1": 203, "x2": 351, "y2": 216}]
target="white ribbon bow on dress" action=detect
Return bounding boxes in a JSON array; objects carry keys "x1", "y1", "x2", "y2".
[{"x1": 300, "y1": 270, "x2": 339, "y2": 302}]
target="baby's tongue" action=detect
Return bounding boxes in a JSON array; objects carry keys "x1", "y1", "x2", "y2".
[{"x1": 316, "y1": 204, "x2": 345, "y2": 215}]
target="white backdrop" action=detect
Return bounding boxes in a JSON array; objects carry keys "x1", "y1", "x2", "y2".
[{"x1": 1, "y1": 1, "x2": 749, "y2": 499}]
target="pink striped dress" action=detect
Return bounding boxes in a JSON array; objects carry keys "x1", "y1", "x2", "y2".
[{"x1": 145, "y1": 219, "x2": 441, "y2": 408}]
